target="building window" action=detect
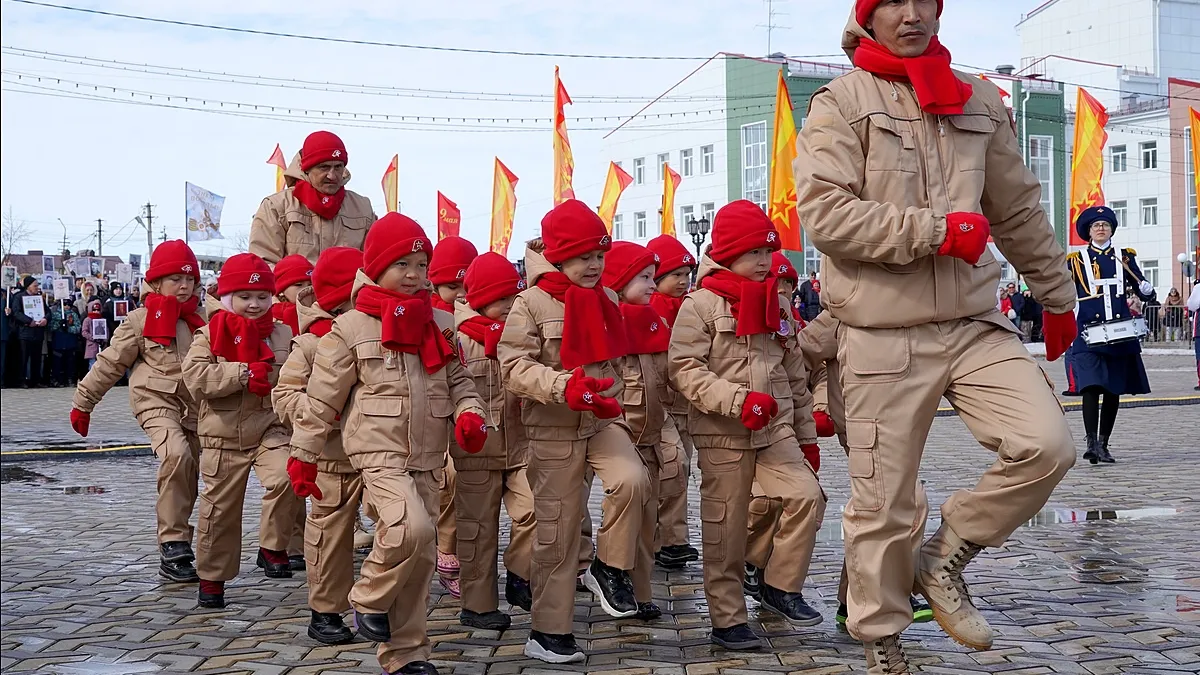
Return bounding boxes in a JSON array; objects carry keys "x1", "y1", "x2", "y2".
[
  {"x1": 657, "y1": 153, "x2": 669, "y2": 181},
  {"x1": 635, "y1": 211, "x2": 647, "y2": 239},
  {"x1": 656, "y1": 209, "x2": 663, "y2": 231},
  {"x1": 1140, "y1": 141, "x2": 1157, "y2": 170},
  {"x1": 701, "y1": 145, "x2": 715, "y2": 175},
  {"x1": 803, "y1": 232, "x2": 821, "y2": 276},
  {"x1": 700, "y1": 202, "x2": 715, "y2": 223},
  {"x1": 741, "y1": 121, "x2": 768, "y2": 211},
  {"x1": 1028, "y1": 136, "x2": 1054, "y2": 227},
  {"x1": 612, "y1": 214, "x2": 623, "y2": 240},
  {"x1": 1140, "y1": 197, "x2": 1158, "y2": 226},
  {"x1": 1110, "y1": 200, "x2": 1127, "y2": 228},
  {"x1": 680, "y1": 148, "x2": 694, "y2": 177},
  {"x1": 1111, "y1": 145, "x2": 1127, "y2": 173},
  {"x1": 680, "y1": 204, "x2": 694, "y2": 227},
  {"x1": 1142, "y1": 259, "x2": 1159, "y2": 288},
  {"x1": 633, "y1": 157, "x2": 645, "y2": 185}
]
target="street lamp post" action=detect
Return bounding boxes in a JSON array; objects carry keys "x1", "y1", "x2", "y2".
[
  {"x1": 685, "y1": 215, "x2": 711, "y2": 283},
  {"x1": 1178, "y1": 252, "x2": 1194, "y2": 296}
]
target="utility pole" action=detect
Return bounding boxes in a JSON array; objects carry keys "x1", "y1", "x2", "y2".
[
  {"x1": 143, "y1": 203, "x2": 154, "y2": 261},
  {"x1": 96, "y1": 219, "x2": 104, "y2": 256},
  {"x1": 57, "y1": 218, "x2": 69, "y2": 257}
]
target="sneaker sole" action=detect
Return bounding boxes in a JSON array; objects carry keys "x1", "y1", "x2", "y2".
[
  {"x1": 912, "y1": 608, "x2": 934, "y2": 623},
  {"x1": 353, "y1": 613, "x2": 392, "y2": 643},
  {"x1": 523, "y1": 638, "x2": 584, "y2": 664},
  {"x1": 307, "y1": 626, "x2": 354, "y2": 645},
  {"x1": 460, "y1": 616, "x2": 511, "y2": 631},
  {"x1": 710, "y1": 634, "x2": 762, "y2": 650},
  {"x1": 757, "y1": 599, "x2": 823, "y2": 627},
  {"x1": 581, "y1": 570, "x2": 637, "y2": 618},
  {"x1": 920, "y1": 592, "x2": 992, "y2": 651},
  {"x1": 159, "y1": 567, "x2": 199, "y2": 584}
]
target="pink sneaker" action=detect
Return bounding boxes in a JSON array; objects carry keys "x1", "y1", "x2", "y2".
[
  {"x1": 439, "y1": 573, "x2": 461, "y2": 598},
  {"x1": 437, "y1": 552, "x2": 460, "y2": 577}
]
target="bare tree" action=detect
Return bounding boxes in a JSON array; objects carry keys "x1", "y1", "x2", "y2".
[
  {"x1": 230, "y1": 232, "x2": 250, "y2": 253},
  {"x1": 1, "y1": 206, "x2": 34, "y2": 264}
]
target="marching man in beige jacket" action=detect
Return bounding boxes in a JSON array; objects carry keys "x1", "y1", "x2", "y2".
[{"x1": 794, "y1": 1, "x2": 1079, "y2": 671}]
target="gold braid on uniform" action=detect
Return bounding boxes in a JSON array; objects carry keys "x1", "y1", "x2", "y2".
[{"x1": 1069, "y1": 252, "x2": 1101, "y2": 301}]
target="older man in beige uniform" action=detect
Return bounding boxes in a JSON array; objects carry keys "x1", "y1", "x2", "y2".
[{"x1": 794, "y1": 1, "x2": 1079, "y2": 672}]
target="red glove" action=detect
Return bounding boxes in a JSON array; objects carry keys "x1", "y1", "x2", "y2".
[
  {"x1": 247, "y1": 361, "x2": 272, "y2": 397},
  {"x1": 70, "y1": 409, "x2": 90, "y2": 437},
  {"x1": 1042, "y1": 310, "x2": 1077, "y2": 362},
  {"x1": 455, "y1": 412, "x2": 488, "y2": 454},
  {"x1": 739, "y1": 391, "x2": 778, "y2": 431},
  {"x1": 937, "y1": 212, "x2": 991, "y2": 265},
  {"x1": 564, "y1": 367, "x2": 623, "y2": 419},
  {"x1": 286, "y1": 457, "x2": 323, "y2": 500},
  {"x1": 813, "y1": 410, "x2": 835, "y2": 438},
  {"x1": 802, "y1": 443, "x2": 821, "y2": 473}
]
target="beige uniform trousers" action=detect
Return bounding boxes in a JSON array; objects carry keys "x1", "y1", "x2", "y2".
[
  {"x1": 306, "y1": 469, "x2": 364, "y2": 614},
  {"x1": 654, "y1": 414, "x2": 692, "y2": 550},
  {"x1": 437, "y1": 451, "x2": 457, "y2": 557},
  {"x1": 632, "y1": 444, "x2": 661, "y2": 603},
  {"x1": 838, "y1": 320, "x2": 1075, "y2": 642},
  {"x1": 289, "y1": 494, "x2": 306, "y2": 556},
  {"x1": 745, "y1": 484, "x2": 781, "y2": 571},
  {"x1": 196, "y1": 444, "x2": 297, "y2": 581},
  {"x1": 453, "y1": 466, "x2": 536, "y2": 614},
  {"x1": 354, "y1": 467, "x2": 439, "y2": 672},
  {"x1": 527, "y1": 424, "x2": 650, "y2": 634},
  {"x1": 143, "y1": 418, "x2": 202, "y2": 545},
  {"x1": 698, "y1": 438, "x2": 825, "y2": 629}
]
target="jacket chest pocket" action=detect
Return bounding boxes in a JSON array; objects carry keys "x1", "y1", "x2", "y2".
[
  {"x1": 334, "y1": 215, "x2": 371, "y2": 248},
  {"x1": 424, "y1": 372, "x2": 454, "y2": 418},
  {"x1": 284, "y1": 213, "x2": 318, "y2": 252},
  {"x1": 947, "y1": 114, "x2": 995, "y2": 173},
  {"x1": 708, "y1": 315, "x2": 747, "y2": 371},
  {"x1": 355, "y1": 342, "x2": 403, "y2": 386},
  {"x1": 142, "y1": 340, "x2": 178, "y2": 364},
  {"x1": 865, "y1": 114, "x2": 918, "y2": 174},
  {"x1": 539, "y1": 319, "x2": 565, "y2": 365}
]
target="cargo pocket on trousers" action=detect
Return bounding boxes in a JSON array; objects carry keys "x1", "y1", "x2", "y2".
[
  {"x1": 197, "y1": 499, "x2": 216, "y2": 534},
  {"x1": 200, "y1": 448, "x2": 221, "y2": 479},
  {"x1": 700, "y1": 499, "x2": 726, "y2": 562},
  {"x1": 377, "y1": 499, "x2": 409, "y2": 557},
  {"x1": 699, "y1": 447, "x2": 742, "y2": 474},
  {"x1": 303, "y1": 522, "x2": 322, "y2": 570},
  {"x1": 533, "y1": 500, "x2": 561, "y2": 564},
  {"x1": 846, "y1": 418, "x2": 884, "y2": 512},
  {"x1": 456, "y1": 519, "x2": 479, "y2": 568}
]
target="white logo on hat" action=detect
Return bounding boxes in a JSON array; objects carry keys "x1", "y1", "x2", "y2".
[
  {"x1": 751, "y1": 404, "x2": 763, "y2": 416},
  {"x1": 249, "y1": 273, "x2": 261, "y2": 284},
  {"x1": 779, "y1": 264, "x2": 788, "y2": 274},
  {"x1": 599, "y1": 235, "x2": 611, "y2": 246},
  {"x1": 479, "y1": 422, "x2": 487, "y2": 432},
  {"x1": 394, "y1": 305, "x2": 405, "y2": 317},
  {"x1": 332, "y1": 150, "x2": 342, "y2": 158},
  {"x1": 306, "y1": 270, "x2": 313, "y2": 276},
  {"x1": 767, "y1": 232, "x2": 777, "y2": 243},
  {"x1": 182, "y1": 264, "x2": 194, "y2": 273},
  {"x1": 490, "y1": 322, "x2": 502, "y2": 331},
  {"x1": 582, "y1": 391, "x2": 594, "y2": 404},
  {"x1": 650, "y1": 321, "x2": 658, "y2": 332},
  {"x1": 959, "y1": 223, "x2": 974, "y2": 233},
  {"x1": 654, "y1": 254, "x2": 660, "y2": 263},
  {"x1": 457, "y1": 269, "x2": 466, "y2": 280},
  {"x1": 234, "y1": 335, "x2": 243, "y2": 344},
  {"x1": 155, "y1": 310, "x2": 162, "y2": 319},
  {"x1": 517, "y1": 280, "x2": 527, "y2": 290},
  {"x1": 321, "y1": 196, "x2": 330, "y2": 204},
  {"x1": 682, "y1": 255, "x2": 692, "y2": 264},
  {"x1": 412, "y1": 240, "x2": 425, "y2": 252}
]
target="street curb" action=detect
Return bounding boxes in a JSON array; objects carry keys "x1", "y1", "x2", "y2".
[{"x1": 934, "y1": 395, "x2": 1200, "y2": 417}]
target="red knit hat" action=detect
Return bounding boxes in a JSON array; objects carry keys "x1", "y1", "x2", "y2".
[
  {"x1": 541, "y1": 200, "x2": 612, "y2": 265},
  {"x1": 273, "y1": 254, "x2": 314, "y2": 294},
  {"x1": 428, "y1": 236, "x2": 479, "y2": 286},
  {"x1": 300, "y1": 130, "x2": 348, "y2": 171},
  {"x1": 217, "y1": 253, "x2": 275, "y2": 296},
  {"x1": 465, "y1": 252, "x2": 525, "y2": 310},
  {"x1": 312, "y1": 247, "x2": 363, "y2": 311},
  {"x1": 146, "y1": 239, "x2": 200, "y2": 283},
  {"x1": 855, "y1": 0, "x2": 942, "y2": 27},
  {"x1": 709, "y1": 200, "x2": 781, "y2": 265},
  {"x1": 771, "y1": 252, "x2": 798, "y2": 283},
  {"x1": 363, "y1": 212, "x2": 433, "y2": 281},
  {"x1": 646, "y1": 235, "x2": 696, "y2": 280},
  {"x1": 602, "y1": 242, "x2": 658, "y2": 294}
]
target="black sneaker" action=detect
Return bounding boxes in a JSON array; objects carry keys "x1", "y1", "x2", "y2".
[
  {"x1": 505, "y1": 572, "x2": 532, "y2": 612},
  {"x1": 910, "y1": 596, "x2": 933, "y2": 623},
  {"x1": 460, "y1": 609, "x2": 511, "y2": 631},
  {"x1": 758, "y1": 584, "x2": 823, "y2": 626},
  {"x1": 835, "y1": 602, "x2": 848, "y2": 626},
  {"x1": 160, "y1": 558, "x2": 199, "y2": 583},
  {"x1": 582, "y1": 558, "x2": 637, "y2": 618},
  {"x1": 391, "y1": 661, "x2": 439, "y2": 675},
  {"x1": 635, "y1": 601, "x2": 662, "y2": 620},
  {"x1": 288, "y1": 554, "x2": 306, "y2": 571},
  {"x1": 197, "y1": 580, "x2": 225, "y2": 609},
  {"x1": 710, "y1": 623, "x2": 762, "y2": 650},
  {"x1": 160, "y1": 541, "x2": 195, "y2": 563},
  {"x1": 307, "y1": 610, "x2": 353, "y2": 644},
  {"x1": 743, "y1": 563, "x2": 762, "y2": 600},
  {"x1": 256, "y1": 549, "x2": 293, "y2": 579},
  {"x1": 654, "y1": 544, "x2": 697, "y2": 568},
  {"x1": 524, "y1": 630, "x2": 585, "y2": 664},
  {"x1": 355, "y1": 611, "x2": 391, "y2": 643}
]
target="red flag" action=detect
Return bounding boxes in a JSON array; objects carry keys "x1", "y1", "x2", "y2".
[
  {"x1": 597, "y1": 161, "x2": 633, "y2": 232},
  {"x1": 768, "y1": 69, "x2": 802, "y2": 251},
  {"x1": 437, "y1": 192, "x2": 461, "y2": 240},
  {"x1": 381, "y1": 155, "x2": 399, "y2": 213},
  {"x1": 553, "y1": 66, "x2": 575, "y2": 205},
  {"x1": 1069, "y1": 88, "x2": 1109, "y2": 247},
  {"x1": 267, "y1": 144, "x2": 287, "y2": 193},
  {"x1": 490, "y1": 158, "x2": 519, "y2": 257}
]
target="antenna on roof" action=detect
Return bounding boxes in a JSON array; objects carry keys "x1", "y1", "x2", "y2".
[{"x1": 756, "y1": 0, "x2": 791, "y2": 58}]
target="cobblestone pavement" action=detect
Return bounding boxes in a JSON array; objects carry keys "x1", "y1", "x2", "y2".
[{"x1": 3, "y1": 404, "x2": 1199, "y2": 674}]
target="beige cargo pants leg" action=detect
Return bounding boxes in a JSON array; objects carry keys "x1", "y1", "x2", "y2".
[
  {"x1": 631, "y1": 444, "x2": 661, "y2": 604},
  {"x1": 306, "y1": 470, "x2": 364, "y2": 614},
  {"x1": 654, "y1": 415, "x2": 691, "y2": 550},
  {"x1": 437, "y1": 450, "x2": 457, "y2": 557},
  {"x1": 526, "y1": 424, "x2": 649, "y2": 635},
  {"x1": 289, "y1": 494, "x2": 306, "y2": 557},
  {"x1": 838, "y1": 320, "x2": 1075, "y2": 642},
  {"x1": 454, "y1": 466, "x2": 536, "y2": 614},
  {"x1": 745, "y1": 483, "x2": 781, "y2": 570},
  {"x1": 143, "y1": 418, "x2": 201, "y2": 545}
]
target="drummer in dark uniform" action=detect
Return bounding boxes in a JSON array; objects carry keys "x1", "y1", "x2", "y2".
[{"x1": 1066, "y1": 206, "x2": 1155, "y2": 464}]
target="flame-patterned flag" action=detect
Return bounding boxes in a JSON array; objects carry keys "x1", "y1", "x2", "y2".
[
  {"x1": 553, "y1": 66, "x2": 575, "y2": 205},
  {"x1": 1069, "y1": 87, "x2": 1109, "y2": 247},
  {"x1": 437, "y1": 192, "x2": 461, "y2": 240},
  {"x1": 661, "y1": 164, "x2": 682, "y2": 237},
  {"x1": 267, "y1": 144, "x2": 287, "y2": 193},
  {"x1": 1190, "y1": 107, "x2": 1200, "y2": 215},
  {"x1": 597, "y1": 161, "x2": 633, "y2": 233},
  {"x1": 490, "y1": 158, "x2": 519, "y2": 257},
  {"x1": 381, "y1": 155, "x2": 399, "y2": 213},
  {"x1": 768, "y1": 69, "x2": 802, "y2": 251}
]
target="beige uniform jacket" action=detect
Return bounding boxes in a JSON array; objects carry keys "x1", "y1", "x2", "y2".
[
  {"x1": 73, "y1": 303, "x2": 202, "y2": 428},
  {"x1": 182, "y1": 323, "x2": 293, "y2": 450},
  {"x1": 619, "y1": 346, "x2": 669, "y2": 448},
  {"x1": 273, "y1": 286, "x2": 353, "y2": 474},
  {"x1": 453, "y1": 300, "x2": 529, "y2": 472},
  {"x1": 497, "y1": 243, "x2": 627, "y2": 443},
  {"x1": 796, "y1": 312, "x2": 839, "y2": 413},
  {"x1": 289, "y1": 271, "x2": 485, "y2": 472},
  {"x1": 668, "y1": 257, "x2": 817, "y2": 450},
  {"x1": 792, "y1": 14, "x2": 1075, "y2": 330}
]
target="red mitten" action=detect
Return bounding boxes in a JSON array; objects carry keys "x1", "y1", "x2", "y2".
[
  {"x1": 564, "y1": 367, "x2": 622, "y2": 419},
  {"x1": 937, "y1": 212, "x2": 991, "y2": 265},
  {"x1": 813, "y1": 410, "x2": 835, "y2": 438},
  {"x1": 286, "y1": 457, "x2": 323, "y2": 500},
  {"x1": 455, "y1": 412, "x2": 488, "y2": 454},
  {"x1": 70, "y1": 408, "x2": 90, "y2": 437},
  {"x1": 802, "y1": 443, "x2": 821, "y2": 473},
  {"x1": 1042, "y1": 310, "x2": 1077, "y2": 362},
  {"x1": 247, "y1": 361, "x2": 272, "y2": 397},
  {"x1": 739, "y1": 391, "x2": 779, "y2": 431}
]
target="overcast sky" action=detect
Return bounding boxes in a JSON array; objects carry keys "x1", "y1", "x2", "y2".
[{"x1": 2, "y1": 0, "x2": 1033, "y2": 262}]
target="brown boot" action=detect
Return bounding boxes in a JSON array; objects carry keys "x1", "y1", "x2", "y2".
[
  {"x1": 915, "y1": 524, "x2": 993, "y2": 650},
  {"x1": 864, "y1": 634, "x2": 911, "y2": 674}
]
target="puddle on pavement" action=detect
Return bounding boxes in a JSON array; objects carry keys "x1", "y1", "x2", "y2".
[
  {"x1": 1069, "y1": 553, "x2": 1149, "y2": 584},
  {"x1": 61, "y1": 485, "x2": 106, "y2": 495},
  {"x1": 44, "y1": 663, "x2": 161, "y2": 674},
  {"x1": 0, "y1": 466, "x2": 58, "y2": 484}
]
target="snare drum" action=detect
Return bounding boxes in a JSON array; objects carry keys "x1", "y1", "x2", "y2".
[{"x1": 1080, "y1": 317, "x2": 1148, "y2": 346}]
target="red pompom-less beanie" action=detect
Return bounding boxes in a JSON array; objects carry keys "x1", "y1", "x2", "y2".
[
  {"x1": 464, "y1": 252, "x2": 525, "y2": 310},
  {"x1": 855, "y1": 0, "x2": 942, "y2": 27},
  {"x1": 709, "y1": 200, "x2": 781, "y2": 266},
  {"x1": 428, "y1": 236, "x2": 479, "y2": 286},
  {"x1": 362, "y1": 213, "x2": 433, "y2": 281},
  {"x1": 312, "y1": 247, "x2": 363, "y2": 311},
  {"x1": 299, "y1": 130, "x2": 348, "y2": 171},
  {"x1": 541, "y1": 200, "x2": 613, "y2": 265},
  {"x1": 601, "y1": 242, "x2": 658, "y2": 294},
  {"x1": 146, "y1": 239, "x2": 201, "y2": 283},
  {"x1": 273, "y1": 254, "x2": 314, "y2": 294},
  {"x1": 771, "y1": 252, "x2": 798, "y2": 284},
  {"x1": 217, "y1": 253, "x2": 275, "y2": 296},
  {"x1": 646, "y1": 235, "x2": 696, "y2": 280}
]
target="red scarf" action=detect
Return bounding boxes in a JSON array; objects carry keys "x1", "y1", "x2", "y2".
[
  {"x1": 701, "y1": 270, "x2": 781, "y2": 337},
  {"x1": 458, "y1": 315, "x2": 504, "y2": 359},
  {"x1": 354, "y1": 285, "x2": 455, "y2": 374},
  {"x1": 536, "y1": 273, "x2": 627, "y2": 370},
  {"x1": 271, "y1": 302, "x2": 300, "y2": 336},
  {"x1": 209, "y1": 310, "x2": 276, "y2": 363},
  {"x1": 852, "y1": 37, "x2": 973, "y2": 115},
  {"x1": 791, "y1": 306, "x2": 806, "y2": 327},
  {"x1": 431, "y1": 294, "x2": 455, "y2": 313},
  {"x1": 142, "y1": 293, "x2": 206, "y2": 346},
  {"x1": 621, "y1": 303, "x2": 671, "y2": 355},
  {"x1": 308, "y1": 318, "x2": 333, "y2": 337},
  {"x1": 293, "y1": 179, "x2": 346, "y2": 221},
  {"x1": 649, "y1": 292, "x2": 685, "y2": 327}
]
